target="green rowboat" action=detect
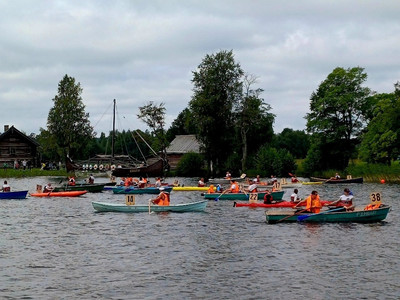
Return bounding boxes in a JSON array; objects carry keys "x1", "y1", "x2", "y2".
[
  {"x1": 203, "y1": 190, "x2": 284, "y2": 201},
  {"x1": 92, "y1": 200, "x2": 208, "y2": 213},
  {"x1": 265, "y1": 205, "x2": 391, "y2": 224}
]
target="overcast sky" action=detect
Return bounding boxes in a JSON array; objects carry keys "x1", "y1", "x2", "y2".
[{"x1": 1, "y1": 1, "x2": 399, "y2": 137}]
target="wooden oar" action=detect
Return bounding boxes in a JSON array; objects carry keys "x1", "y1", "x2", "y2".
[
  {"x1": 148, "y1": 199, "x2": 152, "y2": 214},
  {"x1": 276, "y1": 209, "x2": 308, "y2": 223},
  {"x1": 297, "y1": 207, "x2": 345, "y2": 221}
]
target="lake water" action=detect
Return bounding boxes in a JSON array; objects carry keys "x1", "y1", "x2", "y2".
[{"x1": 0, "y1": 176, "x2": 399, "y2": 299}]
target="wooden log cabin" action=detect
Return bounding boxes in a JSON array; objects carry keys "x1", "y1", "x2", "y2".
[
  {"x1": 165, "y1": 135, "x2": 202, "y2": 170},
  {"x1": 0, "y1": 125, "x2": 40, "y2": 168}
]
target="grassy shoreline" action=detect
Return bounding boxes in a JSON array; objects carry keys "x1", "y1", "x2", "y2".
[{"x1": 0, "y1": 168, "x2": 68, "y2": 178}]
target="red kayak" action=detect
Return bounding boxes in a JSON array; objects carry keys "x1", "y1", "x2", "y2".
[
  {"x1": 30, "y1": 191, "x2": 88, "y2": 197},
  {"x1": 233, "y1": 200, "x2": 334, "y2": 208}
]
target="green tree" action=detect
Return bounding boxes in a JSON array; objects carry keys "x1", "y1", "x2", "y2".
[
  {"x1": 166, "y1": 108, "x2": 197, "y2": 142},
  {"x1": 189, "y1": 50, "x2": 244, "y2": 175},
  {"x1": 137, "y1": 101, "x2": 167, "y2": 160},
  {"x1": 273, "y1": 128, "x2": 310, "y2": 159},
  {"x1": 305, "y1": 67, "x2": 371, "y2": 171},
  {"x1": 47, "y1": 74, "x2": 94, "y2": 162},
  {"x1": 359, "y1": 84, "x2": 400, "y2": 165}
]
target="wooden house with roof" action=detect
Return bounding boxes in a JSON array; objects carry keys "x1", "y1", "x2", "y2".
[
  {"x1": 0, "y1": 125, "x2": 40, "y2": 168},
  {"x1": 165, "y1": 134, "x2": 202, "y2": 170}
]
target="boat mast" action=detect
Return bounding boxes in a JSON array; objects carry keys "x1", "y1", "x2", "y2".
[{"x1": 112, "y1": 99, "x2": 116, "y2": 162}]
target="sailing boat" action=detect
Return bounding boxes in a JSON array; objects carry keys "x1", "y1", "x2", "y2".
[{"x1": 67, "y1": 99, "x2": 168, "y2": 177}]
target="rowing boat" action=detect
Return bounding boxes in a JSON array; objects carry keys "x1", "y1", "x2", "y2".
[
  {"x1": 53, "y1": 183, "x2": 106, "y2": 193},
  {"x1": 203, "y1": 190, "x2": 284, "y2": 201},
  {"x1": 172, "y1": 186, "x2": 215, "y2": 191},
  {"x1": 112, "y1": 186, "x2": 173, "y2": 194},
  {"x1": 310, "y1": 177, "x2": 363, "y2": 184},
  {"x1": 92, "y1": 200, "x2": 208, "y2": 213},
  {"x1": 0, "y1": 190, "x2": 28, "y2": 199},
  {"x1": 265, "y1": 205, "x2": 390, "y2": 223},
  {"x1": 30, "y1": 191, "x2": 88, "y2": 197},
  {"x1": 208, "y1": 174, "x2": 247, "y2": 184},
  {"x1": 233, "y1": 200, "x2": 334, "y2": 208}
]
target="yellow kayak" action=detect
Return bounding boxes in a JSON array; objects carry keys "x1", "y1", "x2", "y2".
[{"x1": 172, "y1": 186, "x2": 215, "y2": 191}]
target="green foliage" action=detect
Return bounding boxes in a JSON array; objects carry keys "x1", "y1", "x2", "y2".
[
  {"x1": 359, "y1": 89, "x2": 400, "y2": 165},
  {"x1": 273, "y1": 128, "x2": 310, "y2": 159},
  {"x1": 189, "y1": 50, "x2": 244, "y2": 173},
  {"x1": 47, "y1": 74, "x2": 94, "y2": 160},
  {"x1": 305, "y1": 67, "x2": 372, "y2": 170},
  {"x1": 176, "y1": 152, "x2": 205, "y2": 176},
  {"x1": 254, "y1": 145, "x2": 296, "y2": 177},
  {"x1": 0, "y1": 168, "x2": 67, "y2": 178},
  {"x1": 165, "y1": 108, "x2": 197, "y2": 142}
]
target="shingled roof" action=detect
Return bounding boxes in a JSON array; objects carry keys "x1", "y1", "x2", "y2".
[{"x1": 166, "y1": 134, "x2": 201, "y2": 154}]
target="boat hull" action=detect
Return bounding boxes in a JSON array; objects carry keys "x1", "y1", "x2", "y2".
[
  {"x1": 173, "y1": 186, "x2": 215, "y2": 191},
  {"x1": 111, "y1": 158, "x2": 166, "y2": 177},
  {"x1": 30, "y1": 191, "x2": 88, "y2": 197},
  {"x1": 234, "y1": 200, "x2": 333, "y2": 208},
  {"x1": 0, "y1": 190, "x2": 28, "y2": 199},
  {"x1": 310, "y1": 177, "x2": 363, "y2": 184},
  {"x1": 204, "y1": 191, "x2": 284, "y2": 201},
  {"x1": 208, "y1": 176, "x2": 246, "y2": 184},
  {"x1": 265, "y1": 205, "x2": 390, "y2": 223},
  {"x1": 112, "y1": 186, "x2": 173, "y2": 194},
  {"x1": 53, "y1": 183, "x2": 105, "y2": 193},
  {"x1": 92, "y1": 200, "x2": 208, "y2": 213}
]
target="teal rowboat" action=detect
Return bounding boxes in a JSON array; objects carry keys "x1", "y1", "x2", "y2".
[
  {"x1": 265, "y1": 205, "x2": 391, "y2": 224},
  {"x1": 92, "y1": 200, "x2": 208, "y2": 213},
  {"x1": 203, "y1": 190, "x2": 284, "y2": 201},
  {"x1": 112, "y1": 186, "x2": 173, "y2": 194},
  {"x1": 53, "y1": 183, "x2": 105, "y2": 193}
]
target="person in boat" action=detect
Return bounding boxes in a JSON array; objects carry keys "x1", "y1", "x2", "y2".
[
  {"x1": 198, "y1": 178, "x2": 205, "y2": 187},
  {"x1": 329, "y1": 188, "x2": 354, "y2": 211},
  {"x1": 330, "y1": 172, "x2": 341, "y2": 180},
  {"x1": 173, "y1": 179, "x2": 180, "y2": 187},
  {"x1": 290, "y1": 188, "x2": 300, "y2": 203},
  {"x1": 298, "y1": 190, "x2": 322, "y2": 213},
  {"x1": 228, "y1": 179, "x2": 240, "y2": 193},
  {"x1": 138, "y1": 177, "x2": 147, "y2": 188},
  {"x1": 291, "y1": 175, "x2": 299, "y2": 183},
  {"x1": 263, "y1": 190, "x2": 275, "y2": 204},
  {"x1": 216, "y1": 184, "x2": 223, "y2": 193},
  {"x1": 270, "y1": 175, "x2": 277, "y2": 184},
  {"x1": 155, "y1": 177, "x2": 162, "y2": 187},
  {"x1": 43, "y1": 183, "x2": 54, "y2": 193},
  {"x1": 246, "y1": 179, "x2": 258, "y2": 193},
  {"x1": 68, "y1": 177, "x2": 76, "y2": 186},
  {"x1": 88, "y1": 174, "x2": 95, "y2": 184},
  {"x1": 207, "y1": 184, "x2": 215, "y2": 194},
  {"x1": 1, "y1": 180, "x2": 11, "y2": 192},
  {"x1": 225, "y1": 171, "x2": 232, "y2": 179},
  {"x1": 150, "y1": 187, "x2": 170, "y2": 206}
]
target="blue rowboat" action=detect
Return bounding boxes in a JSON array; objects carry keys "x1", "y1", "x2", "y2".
[
  {"x1": 112, "y1": 186, "x2": 173, "y2": 194},
  {"x1": 0, "y1": 190, "x2": 28, "y2": 199},
  {"x1": 92, "y1": 200, "x2": 208, "y2": 213}
]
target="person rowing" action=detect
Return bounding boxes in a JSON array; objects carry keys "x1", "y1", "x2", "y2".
[
  {"x1": 150, "y1": 187, "x2": 170, "y2": 206},
  {"x1": 228, "y1": 180, "x2": 240, "y2": 193},
  {"x1": 329, "y1": 188, "x2": 355, "y2": 211},
  {"x1": 295, "y1": 190, "x2": 322, "y2": 213}
]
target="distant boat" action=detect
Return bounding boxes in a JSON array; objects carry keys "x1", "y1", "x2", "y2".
[
  {"x1": 30, "y1": 191, "x2": 87, "y2": 197},
  {"x1": 310, "y1": 177, "x2": 363, "y2": 184},
  {"x1": 53, "y1": 183, "x2": 106, "y2": 193},
  {"x1": 92, "y1": 200, "x2": 208, "y2": 213},
  {"x1": 112, "y1": 186, "x2": 173, "y2": 194},
  {"x1": 203, "y1": 190, "x2": 285, "y2": 201}
]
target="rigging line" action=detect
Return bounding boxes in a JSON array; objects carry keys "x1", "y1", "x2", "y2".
[
  {"x1": 92, "y1": 101, "x2": 114, "y2": 130},
  {"x1": 134, "y1": 130, "x2": 160, "y2": 158},
  {"x1": 131, "y1": 131, "x2": 147, "y2": 162},
  {"x1": 115, "y1": 105, "x2": 133, "y2": 157}
]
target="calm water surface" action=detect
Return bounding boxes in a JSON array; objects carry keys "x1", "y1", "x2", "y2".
[{"x1": 0, "y1": 176, "x2": 399, "y2": 299}]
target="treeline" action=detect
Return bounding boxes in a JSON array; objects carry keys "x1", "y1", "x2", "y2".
[{"x1": 36, "y1": 51, "x2": 400, "y2": 178}]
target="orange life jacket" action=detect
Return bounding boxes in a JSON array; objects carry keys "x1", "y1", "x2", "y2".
[
  {"x1": 364, "y1": 204, "x2": 381, "y2": 210},
  {"x1": 207, "y1": 186, "x2": 215, "y2": 193},
  {"x1": 230, "y1": 183, "x2": 239, "y2": 193},
  {"x1": 306, "y1": 194, "x2": 322, "y2": 213},
  {"x1": 154, "y1": 192, "x2": 170, "y2": 206}
]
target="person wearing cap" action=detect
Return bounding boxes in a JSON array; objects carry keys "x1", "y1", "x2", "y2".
[
  {"x1": 150, "y1": 187, "x2": 170, "y2": 206},
  {"x1": 329, "y1": 188, "x2": 354, "y2": 211}
]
